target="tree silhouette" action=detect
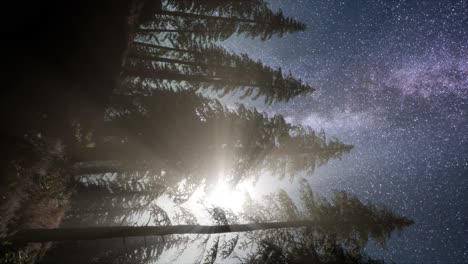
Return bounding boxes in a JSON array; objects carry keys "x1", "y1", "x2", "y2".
[
  {"x1": 72, "y1": 90, "x2": 351, "y2": 192},
  {"x1": 164, "y1": 0, "x2": 269, "y2": 17},
  {"x1": 11, "y1": 186, "x2": 412, "y2": 264},
  {"x1": 244, "y1": 237, "x2": 387, "y2": 264},
  {"x1": 240, "y1": 179, "x2": 413, "y2": 263},
  {"x1": 123, "y1": 43, "x2": 314, "y2": 104},
  {"x1": 9, "y1": 215, "x2": 410, "y2": 244},
  {"x1": 139, "y1": 0, "x2": 306, "y2": 41}
]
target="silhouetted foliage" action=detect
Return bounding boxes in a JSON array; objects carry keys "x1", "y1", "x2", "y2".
[
  {"x1": 140, "y1": 0, "x2": 305, "y2": 41},
  {"x1": 71, "y1": 90, "x2": 352, "y2": 201},
  {"x1": 12, "y1": 184, "x2": 411, "y2": 264},
  {"x1": 1, "y1": 1, "x2": 413, "y2": 264},
  {"x1": 240, "y1": 180, "x2": 413, "y2": 263},
  {"x1": 125, "y1": 43, "x2": 314, "y2": 104}
]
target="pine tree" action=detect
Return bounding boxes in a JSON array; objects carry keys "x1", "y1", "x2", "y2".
[
  {"x1": 164, "y1": 0, "x2": 269, "y2": 18},
  {"x1": 240, "y1": 180, "x2": 413, "y2": 263},
  {"x1": 73, "y1": 90, "x2": 350, "y2": 187},
  {"x1": 123, "y1": 43, "x2": 314, "y2": 104},
  {"x1": 244, "y1": 236, "x2": 387, "y2": 264},
  {"x1": 139, "y1": 0, "x2": 306, "y2": 41},
  {"x1": 10, "y1": 186, "x2": 412, "y2": 264}
]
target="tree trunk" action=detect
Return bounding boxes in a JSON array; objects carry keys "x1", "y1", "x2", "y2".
[{"x1": 10, "y1": 221, "x2": 315, "y2": 243}]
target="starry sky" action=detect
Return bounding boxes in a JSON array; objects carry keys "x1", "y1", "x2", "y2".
[{"x1": 224, "y1": 0, "x2": 468, "y2": 263}]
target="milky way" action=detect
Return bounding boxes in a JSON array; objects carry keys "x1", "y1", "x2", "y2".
[{"x1": 224, "y1": 0, "x2": 468, "y2": 263}]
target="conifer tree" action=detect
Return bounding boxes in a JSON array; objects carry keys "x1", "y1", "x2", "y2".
[
  {"x1": 164, "y1": 0, "x2": 269, "y2": 17},
  {"x1": 10, "y1": 186, "x2": 412, "y2": 264},
  {"x1": 240, "y1": 179, "x2": 413, "y2": 263},
  {"x1": 123, "y1": 43, "x2": 314, "y2": 104},
  {"x1": 73, "y1": 90, "x2": 351, "y2": 188},
  {"x1": 139, "y1": 0, "x2": 306, "y2": 41}
]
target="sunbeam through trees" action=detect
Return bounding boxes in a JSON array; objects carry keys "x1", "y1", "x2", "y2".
[{"x1": 0, "y1": 0, "x2": 441, "y2": 263}]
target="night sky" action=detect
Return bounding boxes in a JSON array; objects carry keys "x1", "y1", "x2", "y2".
[{"x1": 224, "y1": 0, "x2": 468, "y2": 263}]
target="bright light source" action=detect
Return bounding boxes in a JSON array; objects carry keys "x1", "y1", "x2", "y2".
[{"x1": 206, "y1": 177, "x2": 249, "y2": 213}]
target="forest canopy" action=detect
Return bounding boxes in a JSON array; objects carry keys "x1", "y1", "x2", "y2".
[{"x1": 0, "y1": 0, "x2": 414, "y2": 263}]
